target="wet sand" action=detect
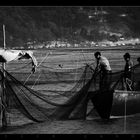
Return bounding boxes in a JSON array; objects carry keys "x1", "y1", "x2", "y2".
[{"x1": 1, "y1": 114, "x2": 140, "y2": 134}]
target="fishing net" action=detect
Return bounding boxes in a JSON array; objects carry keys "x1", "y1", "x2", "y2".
[
  {"x1": 0, "y1": 64, "x2": 95, "y2": 128},
  {"x1": 0, "y1": 62, "x2": 140, "y2": 129}
]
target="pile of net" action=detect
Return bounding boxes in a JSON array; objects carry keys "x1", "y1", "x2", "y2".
[{"x1": 0, "y1": 63, "x2": 140, "y2": 128}]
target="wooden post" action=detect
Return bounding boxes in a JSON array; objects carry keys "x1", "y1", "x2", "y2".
[{"x1": 1, "y1": 24, "x2": 7, "y2": 128}]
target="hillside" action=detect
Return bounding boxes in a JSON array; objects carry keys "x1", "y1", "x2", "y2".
[{"x1": 0, "y1": 7, "x2": 140, "y2": 48}]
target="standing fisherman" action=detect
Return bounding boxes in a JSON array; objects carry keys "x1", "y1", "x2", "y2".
[
  {"x1": 123, "y1": 53, "x2": 133, "y2": 90},
  {"x1": 94, "y1": 52, "x2": 112, "y2": 90}
]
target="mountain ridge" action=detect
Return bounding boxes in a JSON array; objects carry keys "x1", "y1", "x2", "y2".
[{"x1": 0, "y1": 7, "x2": 140, "y2": 48}]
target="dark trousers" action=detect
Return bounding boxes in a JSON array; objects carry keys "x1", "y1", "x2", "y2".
[{"x1": 99, "y1": 70, "x2": 112, "y2": 90}]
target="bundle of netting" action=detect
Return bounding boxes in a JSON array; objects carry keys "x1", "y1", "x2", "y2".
[
  {"x1": 0, "y1": 64, "x2": 96, "y2": 128},
  {"x1": 0, "y1": 63, "x2": 140, "y2": 129}
]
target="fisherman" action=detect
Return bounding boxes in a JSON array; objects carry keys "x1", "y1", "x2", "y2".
[
  {"x1": 94, "y1": 51, "x2": 112, "y2": 90},
  {"x1": 123, "y1": 53, "x2": 133, "y2": 90}
]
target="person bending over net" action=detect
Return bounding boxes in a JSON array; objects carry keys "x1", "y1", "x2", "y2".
[
  {"x1": 123, "y1": 53, "x2": 133, "y2": 91},
  {"x1": 94, "y1": 52, "x2": 112, "y2": 91}
]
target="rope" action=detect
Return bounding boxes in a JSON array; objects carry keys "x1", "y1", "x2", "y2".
[
  {"x1": 123, "y1": 76, "x2": 131, "y2": 133},
  {"x1": 126, "y1": 78, "x2": 132, "y2": 91},
  {"x1": 31, "y1": 72, "x2": 42, "y2": 89},
  {"x1": 26, "y1": 52, "x2": 80, "y2": 90},
  {"x1": 124, "y1": 89, "x2": 127, "y2": 133},
  {"x1": 23, "y1": 72, "x2": 33, "y2": 85},
  {"x1": 111, "y1": 73, "x2": 129, "y2": 133},
  {"x1": 5, "y1": 53, "x2": 50, "y2": 87},
  {"x1": 37, "y1": 52, "x2": 51, "y2": 68},
  {"x1": 29, "y1": 52, "x2": 51, "y2": 87},
  {"x1": 123, "y1": 75, "x2": 133, "y2": 133},
  {"x1": 21, "y1": 52, "x2": 51, "y2": 85}
]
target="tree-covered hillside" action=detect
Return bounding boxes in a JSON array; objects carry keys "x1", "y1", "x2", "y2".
[{"x1": 0, "y1": 6, "x2": 140, "y2": 48}]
